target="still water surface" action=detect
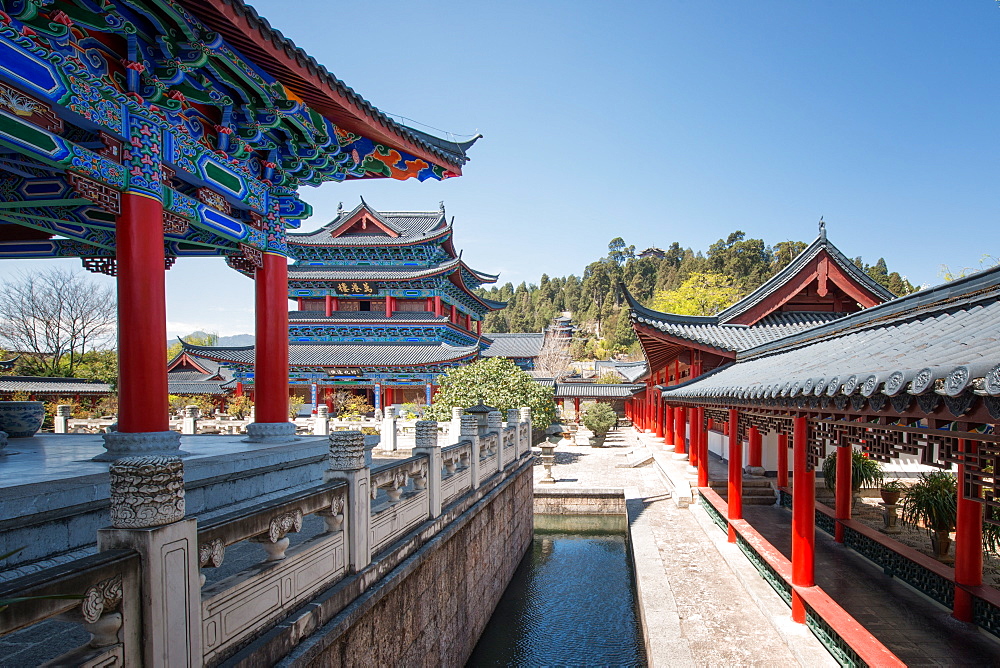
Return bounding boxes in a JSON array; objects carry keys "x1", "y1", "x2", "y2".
[{"x1": 467, "y1": 516, "x2": 647, "y2": 667}]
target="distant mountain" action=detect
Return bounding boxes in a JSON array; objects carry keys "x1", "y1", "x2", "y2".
[{"x1": 218, "y1": 334, "x2": 254, "y2": 346}]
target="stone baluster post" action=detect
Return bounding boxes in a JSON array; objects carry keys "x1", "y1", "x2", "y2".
[
  {"x1": 54, "y1": 404, "x2": 72, "y2": 434},
  {"x1": 325, "y1": 431, "x2": 370, "y2": 572},
  {"x1": 488, "y1": 411, "x2": 504, "y2": 474},
  {"x1": 519, "y1": 407, "x2": 532, "y2": 458},
  {"x1": 412, "y1": 420, "x2": 442, "y2": 518},
  {"x1": 380, "y1": 406, "x2": 398, "y2": 452},
  {"x1": 181, "y1": 405, "x2": 199, "y2": 435},
  {"x1": 506, "y1": 408, "x2": 519, "y2": 428},
  {"x1": 313, "y1": 404, "x2": 330, "y2": 436},
  {"x1": 450, "y1": 407, "x2": 464, "y2": 445},
  {"x1": 97, "y1": 456, "x2": 201, "y2": 667},
  {"x1": 461, "y1": 414, "x2": 480, "y2": 490}
]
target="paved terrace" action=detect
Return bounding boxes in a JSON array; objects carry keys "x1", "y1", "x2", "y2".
[{"x1": 595, "y1": 426, "x2": 1000, "y2": 666}]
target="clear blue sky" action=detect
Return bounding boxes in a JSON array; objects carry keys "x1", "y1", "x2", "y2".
[{"x1": 4, "y1": 1, "x2": 998, "y2": 337}]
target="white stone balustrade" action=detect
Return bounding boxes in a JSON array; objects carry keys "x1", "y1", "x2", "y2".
[{"x1": 0, "y1": 406, "x2": 537, "y2": 667}]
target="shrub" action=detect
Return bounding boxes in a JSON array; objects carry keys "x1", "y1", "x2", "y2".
[
  {"x1": 582, "y1": 402, "x2": 617, "y2": 436},
  {"x1": 901, "y1": 471, "x2": 957, "y2": 533},
  {"x1": 822, "y1": 449, "x2": 884, "y2": 491}
]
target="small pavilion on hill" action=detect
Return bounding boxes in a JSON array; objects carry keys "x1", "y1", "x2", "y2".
[
  {"x1": 183, "y1": 200, "x2": 504, "y2": 411},
  {"x1": 625, "y1": 227, "x2": 896, "y2": 449}
]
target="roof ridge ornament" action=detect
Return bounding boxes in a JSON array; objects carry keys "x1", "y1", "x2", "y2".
[{"x1": 819, "y1": 216, "x2": 826, "y2": 240}]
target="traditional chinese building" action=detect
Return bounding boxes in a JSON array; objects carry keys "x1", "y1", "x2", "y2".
[
  {"x1": 625, "y1": 227, "x2": 896, "y2": 447},
  {"x1": 0, "y1": 0, "x2": 475, "y2": 450},
  {"x1": 181, "y1": 200, "x2": 503, "y2": 411}
]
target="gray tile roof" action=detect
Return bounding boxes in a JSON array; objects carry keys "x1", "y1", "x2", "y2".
[
  {"x1": 183, "y1": 341, "x2": 480, "y2": 368},
  {"x1": 715, "y1": 231, "x2": 895, "y2": 323},
  {"x1": 288, "y1": 258, "x2": 462, "y2": 281},
  {"x1": 0, "y1": 376, "x2": 111, "y2": 394},
  {"x1": 482, "y1": 333, "x2": 545, "y2": 358},
  {"x1": 167, "y1": 381, "x2": 232, "y2": 396},
  {"x1": 595, "y1": 360, "x2": 649, "y2": 383},
  {"x1": 288, "y1": 202, "x2": 450, "y2": 247},
  {"x1": 628, "y1": 295, "x2": 846, "y2": 352},
  {"x1": 661, "y1": 265, "x2": 1000, "y2": 403},
  {"x1": 554, "y1": 383, "x2": 644, "y2": 398}
]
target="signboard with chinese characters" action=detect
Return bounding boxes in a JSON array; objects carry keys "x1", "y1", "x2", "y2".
[
  {"x1": 333, "y1": 281, "x2": 379, "y2": 296},
  {"x1": 325, "y1": 368, "x2": 364, "y2": 377}
]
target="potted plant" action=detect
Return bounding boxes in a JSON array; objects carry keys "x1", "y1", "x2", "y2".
[
  {"x1": 879, "y1": 479, "x2": 906, "y2": 505},
  {"x1": 582, "y1": 403, "x2": 617, "y2": 447},
  {"x1": 822, "y1": 449, "x2": 884, "y2": 507},
  {"x1": 900, "y1": 471, "x2": 957, "y2": 563}
]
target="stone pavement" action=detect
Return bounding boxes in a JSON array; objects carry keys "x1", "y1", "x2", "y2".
[{"x1": 534, "y1": 427, "x2": 834, "y2": 667}]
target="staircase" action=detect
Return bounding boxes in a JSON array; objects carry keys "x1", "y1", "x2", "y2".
[{"x1": 708, "y1": 478, "x2": 777, "y2": 506}]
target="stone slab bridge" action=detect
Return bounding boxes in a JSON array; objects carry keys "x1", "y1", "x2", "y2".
[{"x1": 0, "y1": 408, "x2": 534, "y2": 666}]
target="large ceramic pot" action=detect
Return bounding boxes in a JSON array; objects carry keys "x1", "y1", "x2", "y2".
[{"x1": 0, "y1": 401, "x2": 45, "y2": 437}]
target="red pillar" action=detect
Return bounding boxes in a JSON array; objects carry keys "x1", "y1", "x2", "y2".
[
  {"x1": 116, "y1": 193, "x2": 169, "y2": 433},
  {"x1": 834, "y1": 444, "x2": 853, "y2": 543},
  {"x1": 234, "y1": 381, "x2": 244, "y2": 398},
  {"x1": 727, "y1": 409, "x2": 742, "y2": 542},
  {"x1": 664, "y1": 403, "x2": 674, "y2": 447},
  {"x1": 748, "y1": 426, "x2": 762, "y2": 468},
  {"x1": 254, "y1": 252, "x2": 290, "y2": 424},
  {"x1": 574, "y1": 397, "x2": 581, "y2": 423},
  {"x1": 450, "y1": 304, "x2": 457, "y2": 323},
  {"x1": 954, "y1": 439, "x2": 983, "y2": 622},
  {"x1": 791, "y1": 416, "x2": 815, "y2": 623},
  {"x1": 777, "y1": 433, "x2": 789, "y2": 488},
  {"x1": 434, "y1": 296, "x2": 443, "y2": 317},
  {"x1": 689, "y1": 408, "x2": 699, "y2": 469},
  {"x1": 385, "y1": 295, "x2": 393, "y2": 318},
  {"x1": 426, "y1": 297, "x2": 434, "y2": 312},
  {"x1": 697, "y1": 407, "x2": 709, "y2": 487},
  {"x1": 477, "y1": 320, "x2": 482, "y2": 335},
  {"x1": 675, "y1": 406, "x2": 687, "y2": 455},
  {"x1": 655, "y1": 399, "x2": 665, "y2": 439},
  {"x1": 325, "y1": 294, "x2": 333, "y2": 316}
]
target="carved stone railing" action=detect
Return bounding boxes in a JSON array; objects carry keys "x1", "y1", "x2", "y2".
[
  {"x1": 370, "y1": 457, "x2": 430, "y2": 555},
  {"x1": 441, "y1": 442, "x2": 473, "y2": 507},
  {"x1": 0, "y1": 550, "x2": 141, "y2": 666},
  {"x1": 196, "y1": 482, "x2": 348, "y2": 663},
  {"x1": 1, "y1": 406, "x2": 537, "y2": 666}
]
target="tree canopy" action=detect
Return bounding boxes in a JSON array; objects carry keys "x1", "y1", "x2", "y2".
[{"x1": 424, "y1": 357, "x2": 556, "y2": 427}]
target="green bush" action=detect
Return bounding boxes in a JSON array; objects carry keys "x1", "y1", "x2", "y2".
[
  {"x1": 822, "y1": 449, "x2": 884, "y2": 491},
  {"x1": 901, "y1": 471, "x2": 957, "y2": 533},
  {"x1": 424, "y1": 357, "x2": 555, "y2": 426},
  {"x1": 582, "y1": 402, "x2": 617, "y2": 436}
]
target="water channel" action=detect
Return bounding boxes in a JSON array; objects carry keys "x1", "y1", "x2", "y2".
[{"x1": 467, "y1": 514, "x2": 648, "y2": 667}]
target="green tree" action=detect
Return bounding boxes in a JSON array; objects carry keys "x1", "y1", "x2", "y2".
[
  {"x1": 424, "y1": 357, "x2": 556, "y2": 427},
  {"x1": 608, "y1": 237, "x2": 635, "y2": 266},
  {"x1": 651, "y1": 271, "x2": 741, "y2": 316}
]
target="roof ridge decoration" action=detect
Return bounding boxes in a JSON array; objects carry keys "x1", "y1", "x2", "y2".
[
  {"x1": 715, "y1": 231, "x2": 895, "y2": 325},
  {"x1": 287, "y1": 199, "x2": 451, "y2": 247}
]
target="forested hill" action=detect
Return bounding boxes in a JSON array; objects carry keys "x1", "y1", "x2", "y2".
[{"x1": 474, "y1": 231, "x2": 916, "y2": 359}]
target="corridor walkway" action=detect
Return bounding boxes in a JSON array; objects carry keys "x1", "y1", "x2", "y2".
[{"x1": 629, "y1": 429, "x2": 1000, "y2": 666}]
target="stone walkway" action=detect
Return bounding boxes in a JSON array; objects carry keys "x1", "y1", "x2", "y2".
[
  {"x1": 674, "y1": 435, "x2": 1000, "y2": 665},
  {"x1": 534, "y1": 427, "x2": 833, "y2": 667}
]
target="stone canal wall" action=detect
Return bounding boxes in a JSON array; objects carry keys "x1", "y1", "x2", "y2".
[
  {"x1": 275, "y1": 462, "x2": 534, "y2": 667},
  {"x1": 533, "y1": 487, "x2": 627, "y2": 515}
]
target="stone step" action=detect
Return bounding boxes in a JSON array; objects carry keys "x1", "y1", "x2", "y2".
[
  {"x1": 713, "y1": 492, "x2": 778, "y2": 506},
  {"x1": 709, "y1": 479, "x2": 773, "y2": 489},
  {"x1": 741, "y1": 487, "x2": 776, "y2": 497}
]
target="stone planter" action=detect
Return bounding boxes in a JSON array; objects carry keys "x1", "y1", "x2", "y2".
[
  {"x1": 879, "y1": 489, "x2": 902, "y2": 505},
  {"x1": 590, "y1": 433, "x2": 607, "y2": 447},
  {"x1": 0, "y1": 401, "x2": 45, "y2": 437},
  {"x1": 931, "y1": 529, "x2": 954, "y2": 564}
]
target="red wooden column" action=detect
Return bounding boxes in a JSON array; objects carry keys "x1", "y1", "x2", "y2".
[
  {"x1": 655, "y1": 398, "x2": 665, "y2": 439},
  {"x1": 688, "y1": 408, "x2": 699, "y2": 469},
  {"x1": 116, "y1": 192, "x2": 169, "y2": 434},
  {"x1": 385, "y1": 295, "x2": 394, "y2": 318},
  {"x1": 727, "y1": 409, "x2": 742, "y2": 542},
  {"x1": 697, "y1": 408, "x2": 709, "y2": 487},
  {"x1": 434, "y1": 296, "x2": 443, "y2": 317},
  {"x1": 777, "y1": 433, "x2": 789, "y2": 488},
  {"x1": 791, "y1": 416, "x2": 815, "y2": 623},
  {"x1": 325, "y1": 294, "x2": 333, "y2": 316},
  {"x1": 573, "y1": 397, "x2": 581, "y2": 423},
  {"x1": 954, "y1": 439, "x2": 983, "y2": 622},
  {"x1": 664, "y1": 402, "x2": 674, "y2": 447},
  {"x1": 250, "y1": 252, "x2": 293, "y2": 440},
  {"x1": 748, "y1": 426, "x2": 762, "y2": 468},
  {"x1": 834, "y1": 444, "x2": 853, "y2": 543},
  {"x1": 674, "y1": 406, "x2": 687, "y2": 456}
]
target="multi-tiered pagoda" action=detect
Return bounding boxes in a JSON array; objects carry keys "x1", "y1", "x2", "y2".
[{"x1": 182, "y1": 200, "x2": 504, "y2": 411}]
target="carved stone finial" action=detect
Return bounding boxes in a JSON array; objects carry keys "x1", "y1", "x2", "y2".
[
  {"x1": 337, "y1": 201, "x2": 343, "y2": 214},
  {"x1": 329, "y1": 430, "x2": 366, "y2": 470},
  {"x1": 487, "y1": 411, "x2": 503, "y2": 431},
  {"x1": 109, "y1": 456, "x2": 185, "y2": 528},
  {"x1": 519, "y1": 407, "x2": 532, "y2": 423},
  {"x1": 316, "y1": 404, "x2": 329, "y2": 417},
  {"x1": 384, "y1": 406, "x2": 396, "y2": 420},
  {"x1": 460, "y1": 414, "x2": 478, "y2": 437},
  {"x1": 451, "y1": 406, "x2": 464, "y2": 420},
  {"x1": 184, "y1": 405, "x2": 199, "y2": 418},
  {"x1": 415, "y1": 420, "x2": 439, "y2": 449},
  {"x1": 507, "y1": 409, "x2": 519, "y2": 425},
  {"x1": 57, "y1": 404, "x2": 72, "y2": 417},
  {"x1": 439, "y1": 200, "x2": 445, "y2": 213},
  {"x1": 818, "y1": 216, "x2": 826, "y2": 239}
]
